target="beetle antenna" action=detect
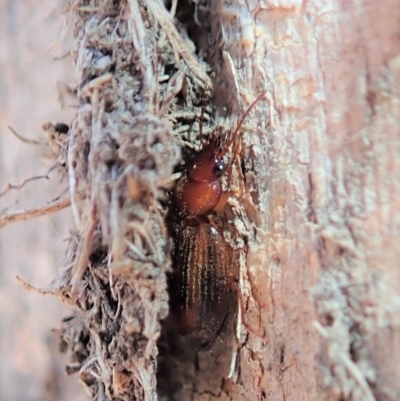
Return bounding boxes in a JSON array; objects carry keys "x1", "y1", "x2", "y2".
[
  {"x1": 227, "y1": 90, "x2": 268, "y2": 148},
  {"x1": 226, "y1": 90, "x2": 268, "y2": 183}
]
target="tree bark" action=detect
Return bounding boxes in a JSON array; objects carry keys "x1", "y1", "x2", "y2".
[
  {"x1": 3, "y1": 0, "x2": 400, "y2": 401},
  {"x1": 216, "y1": 1, "x2": 400, "y2": 400}
]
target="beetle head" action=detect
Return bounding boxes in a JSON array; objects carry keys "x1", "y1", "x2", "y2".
[{"x1": 188, "y1": 138, "x2": 225, "y2": 183}]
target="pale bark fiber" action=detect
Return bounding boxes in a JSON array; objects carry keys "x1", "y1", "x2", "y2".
[
  {"x1": 209, "y1": 1, "x2": 400, "y2": 401},
  {"x1": 46, "y1": 0, "x2": 400, "y2": 401}
]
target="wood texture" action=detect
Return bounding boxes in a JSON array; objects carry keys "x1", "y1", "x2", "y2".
[
  {"x1": 2, "y1": 0, "x2": 400, "y2": 400},
  {"x1": 208, "y1": 0, "x2": 400, "y2": 400}
]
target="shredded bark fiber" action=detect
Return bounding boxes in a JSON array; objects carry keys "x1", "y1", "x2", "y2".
[{"x1": 48, "y1": 1, "x2": 245, "y2": 400}]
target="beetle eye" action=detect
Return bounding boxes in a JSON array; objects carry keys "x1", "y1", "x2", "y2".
[{"x1": 213, "y1": 161, "x2": 224, "y2": 177}]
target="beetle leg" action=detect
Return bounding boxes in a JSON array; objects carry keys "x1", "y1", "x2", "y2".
[{"x1": 213, "y1": 190, "x2": 230, "y2": 212}]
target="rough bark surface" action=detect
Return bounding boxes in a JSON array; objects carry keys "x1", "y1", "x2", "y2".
[
  {"x1": 3, "y1": 0, "x2": 400, "y2": 401},
  {"x1": 51, "y1": 1, "x2": 210, "y2": 401},
  {"x1": 213, "y1": 1, "x2": 400, "y2": 401}
]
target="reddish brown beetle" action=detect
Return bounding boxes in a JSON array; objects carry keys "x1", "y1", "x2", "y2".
[{"x1": 168, "y1": 91, "x2": 267, "y2": 349}]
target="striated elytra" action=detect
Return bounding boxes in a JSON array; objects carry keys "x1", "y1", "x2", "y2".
[{"x1": 169, "y1": 220, "x2": 230, "y2": 349}]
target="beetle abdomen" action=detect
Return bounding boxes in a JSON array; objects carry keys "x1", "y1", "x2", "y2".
[{"x1": 170, "y1": 220, "x2": 230, "y2": 348}]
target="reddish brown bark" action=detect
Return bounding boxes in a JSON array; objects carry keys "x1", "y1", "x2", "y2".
[{"x1": 2, "y1": 1, "x2": 400, "y2": 401}]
